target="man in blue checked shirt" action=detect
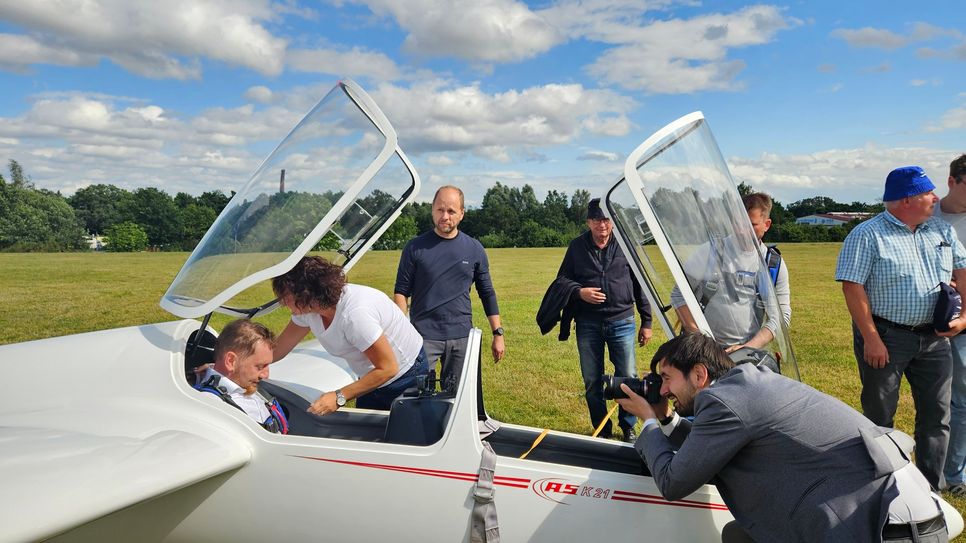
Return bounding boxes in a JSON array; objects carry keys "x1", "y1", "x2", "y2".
[{"x1": 836, "y1": 165, "x2": 966, "y2": 490}]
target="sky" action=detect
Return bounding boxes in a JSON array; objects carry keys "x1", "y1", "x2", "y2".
[{"x1": 0, "y1": 0, "x2": 964, "y2": 207}]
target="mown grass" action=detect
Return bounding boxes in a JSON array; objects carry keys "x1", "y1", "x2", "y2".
[{"x1": 1, "y1": 244, "x2": 963, "y2": 529}]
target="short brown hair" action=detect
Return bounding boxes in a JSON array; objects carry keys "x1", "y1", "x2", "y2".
[
  {"x1": 951, "y1": 154, "x2": 966, "y2": 184},
  {"x1": 215, "y1": 319, "x2": 275, "y2": 361},
  {"x1": 433, "y1": 185, "x2": 465, "y2": 210},
  {"x1": 272, "y1": 256, "x2": 346, "y2": 310},
  {"x1": 742, "y1": 192, "x2": 773, "y2": 217}
]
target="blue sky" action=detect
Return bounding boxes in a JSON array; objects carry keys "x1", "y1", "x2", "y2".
[{"x1": 0, "y1": 0, "x2": 964, "y2": 206}]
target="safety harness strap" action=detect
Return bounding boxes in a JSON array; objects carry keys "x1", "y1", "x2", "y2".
[
  {"x1": 196, "y1": 375, "x2": 287, "y2": 434},
  {"x1": 471, "y1": 440, "x2": 500, "y2": 543}
]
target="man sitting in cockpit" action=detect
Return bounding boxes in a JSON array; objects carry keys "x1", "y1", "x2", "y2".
[{"x1": 195, "y1": 319, "x2": 289, "y2": 434}]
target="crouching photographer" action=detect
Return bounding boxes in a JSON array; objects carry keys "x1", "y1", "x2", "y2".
[{"x1": 616, "y1": 332, "x2": 947, "y2": 543}]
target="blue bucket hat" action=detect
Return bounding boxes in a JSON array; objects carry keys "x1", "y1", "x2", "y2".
[{"x1": 883, "y1": 166, "x2": 935, "y2": 201}]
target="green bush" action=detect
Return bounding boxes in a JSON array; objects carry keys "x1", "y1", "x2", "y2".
[{"x1": 105, "y1": 221, "x2": 149, "y2": 252}]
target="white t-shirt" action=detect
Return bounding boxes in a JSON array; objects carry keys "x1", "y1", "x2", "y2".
[
  {"x1": 291, "y1": 284, "x2": 423, "y2": 386},
  {"x1": 935, "y1": 202, "x2": 966, "y2": 244}
]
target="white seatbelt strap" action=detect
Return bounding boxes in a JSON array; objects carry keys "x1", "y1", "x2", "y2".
[{"x1": 471, "y1": 440, "x2": 500, "y2": 543}]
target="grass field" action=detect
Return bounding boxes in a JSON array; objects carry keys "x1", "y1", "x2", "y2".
[{"x1": 2, "y1": 244, "x2": 963, "y2": 531}]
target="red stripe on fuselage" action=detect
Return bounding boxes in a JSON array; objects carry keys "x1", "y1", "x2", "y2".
[
  {"x1": 292, "y1": 456, "x2": 727, "y2": 509},
  {"x1": 612, "y1": 490, "x2": 729, "y2": 511}
]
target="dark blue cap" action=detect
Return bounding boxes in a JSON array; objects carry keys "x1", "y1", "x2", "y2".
[
  {"x1": 587, "y1": 198, "x2": 606, "y2": 220},
  {"x1": 934, "y1": 282, "x2": 962, "y2": 332},
  {"x1": 883, "y1": 166, "x2": 935, "y2": 201}
]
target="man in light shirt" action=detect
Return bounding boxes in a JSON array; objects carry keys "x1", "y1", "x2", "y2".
[{"x1": 196, "y1": 319, "x2": 288, "y2": 434}]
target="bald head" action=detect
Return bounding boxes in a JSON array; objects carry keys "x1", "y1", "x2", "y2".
[{"x1": 432, "y1": 185, "x2": 465, "y2": 239}]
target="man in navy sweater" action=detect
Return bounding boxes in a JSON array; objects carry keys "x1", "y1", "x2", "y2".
[
  {"x1": 394, "y1": 186, "x2": 505, "y2": 391},
  {"x1": 557, "y1": 198, "x2": 652, "y2": 442}
]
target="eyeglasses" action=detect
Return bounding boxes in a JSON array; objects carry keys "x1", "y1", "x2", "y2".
[{"x1": 589, "y1": 217, "x2": 611, "y2": 223}]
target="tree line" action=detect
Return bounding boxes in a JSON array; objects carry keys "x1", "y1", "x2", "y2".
[{"x1": 0, "y1": 159, "x2": 885, "y2": 252}]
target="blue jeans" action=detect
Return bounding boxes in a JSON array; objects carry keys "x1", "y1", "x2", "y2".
[
  {"x1": 854, "y1": 322, "x2": 952, "y2": 490},
  {"x1": 576, "y1": 316, "x2": 637, "y2": 436},
  {"x1": 945, "y1": 333, "x2": 966, "y2": 486},
  {"x1": 356, "y1": 348, "x2": 429, "y2": 411}
]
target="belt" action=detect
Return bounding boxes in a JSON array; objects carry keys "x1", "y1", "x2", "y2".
[
  {"x1": 882, "y1": 515, "x2": 946, "y2": 539},
  {"x1": 873, "y1": 315, "x2": 934, "y2": 334}
]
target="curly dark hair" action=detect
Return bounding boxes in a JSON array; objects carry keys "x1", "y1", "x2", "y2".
[{"x1": 272, "y1": 256, "x2": 346, "y2": 310}]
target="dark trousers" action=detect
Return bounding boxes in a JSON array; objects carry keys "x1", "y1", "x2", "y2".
[
  {"x1": 423, "y1": 336, "x2": 469, "y2": 392},
  {"x1": 853, "y1": 321, "x2": 952, "y2": 489},
  {"x1": 355, "y1": 349, "x2": 429, "y2": 410}
]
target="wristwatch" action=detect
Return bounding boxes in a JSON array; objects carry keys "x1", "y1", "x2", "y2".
[
  {"x1": 335, "y1": 389, "x2": 346, "y2": 407},
  {"x1": 492, "y1": 327, "x2": 505, "y2": 336}
]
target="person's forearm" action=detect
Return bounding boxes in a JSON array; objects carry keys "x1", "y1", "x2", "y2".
[
  {"x1": 393, "y1": 293, "x2": 409, "y2": 315},
  {"x1": 487, "y1": 314, "x2": 502, "y2": 331},
  {"x1": 341, "y1": 366, "x2": 396, "y2": 400},
  {"x1": 273, "y1": 321, "x2": 308, "y2": 362},
  {"x1": 841, "y1": 281, "x2": 878, "y2": 340},
  {"x1": 744, "y1": 326, "x2": 774, "y2": 349},
  {"x1": 675, "y1": 303, "x2": 699, "y2": 333}
]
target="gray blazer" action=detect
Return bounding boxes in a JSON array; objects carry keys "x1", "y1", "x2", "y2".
[{"x1": 637, "y1": 364, "x2": 899, "y2": 543}]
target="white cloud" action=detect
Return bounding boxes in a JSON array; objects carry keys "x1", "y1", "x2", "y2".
[
  {"x1": 371, "y1": 80, "x2": 637, "y2": 157},
  {"x1": 572, "y1": 5, "x2": 797, "y2": 93},
  {"x1": 729, "y1": 144, "x2": 958, "y2": 203},
  {"x1": 0, "y1": 91, "x2": 300, "y2": 194},
  {"x1": 834, "y1": 22, "x2": 966, "y2": 59},
  {"x1": 287, "y1": 46, "x2": 401, "y2": 81},
  {"x1": 355, "y1": 0, "x2": 562, "y2": 62},
  {"x1": 925, "y1": 102, "x2": 966, "y2": 132},
  {"x1": 832, "y1": 27, "x2": 908, "y2": 49},
  {"x1": 245, "y1": 86, "x2": 275, "y2": 103},
  {"x1": 577, "y1": 150, "x2": 620, "y2": 162},
  {"x1": 425, "y1": 154, "x2": 455, "y2": 166},
  {"x1": 0, "y1": 33, "x2": 97, "y2": 71},
  {"x1": 0, "y1": 0, "x2": 287, "y2": 78},
  {"x1": 861, "y1": 62, "x2": 892, "y2": 74}
]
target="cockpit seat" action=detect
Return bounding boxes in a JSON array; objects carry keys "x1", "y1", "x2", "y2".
[{"x1": 383, "y1": 394, "x2": 454, "y2": 446}]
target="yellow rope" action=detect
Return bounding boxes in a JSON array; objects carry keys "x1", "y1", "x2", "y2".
[
  {"x1": 519, "y1": 428, "x2": 551, "y2": 459},
  {"x1": 519, "y1": 402, "x2": 620, "y2": 460},
  {"x1": 591, "y1": 403, "x2": 619, "y2": 437}
]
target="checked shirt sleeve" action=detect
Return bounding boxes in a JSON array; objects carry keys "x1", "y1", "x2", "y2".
[{"x1": 835, "y1": 226, "x2": 874, "y2": 284}]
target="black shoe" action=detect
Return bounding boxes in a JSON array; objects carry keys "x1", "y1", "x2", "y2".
[
  {"x1": 622, "y1": 428, "x2": 637, "y2": 444},
  {"x1": 597, "y1": 421, "x2": 613, "y2": 439}
]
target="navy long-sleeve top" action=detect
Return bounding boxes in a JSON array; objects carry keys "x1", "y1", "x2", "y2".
[
  {"x1": 557, "y1": 230, "x2": 652, "y2": 326},
  {"x1": 394, "y1": 230, "x2": 500, "y2": 341}
]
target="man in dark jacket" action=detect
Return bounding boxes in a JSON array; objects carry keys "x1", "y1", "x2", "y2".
[{"x1": 557, "y1": 198, "x2": 652, "y2": 442}]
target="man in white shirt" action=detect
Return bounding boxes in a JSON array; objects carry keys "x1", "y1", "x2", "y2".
[
  {"x1": 938, "y1": 154, "x2": 966, "y2": 496},
  {"x1": 196, "y1": 319, "x2": 288, "y2": 434}
]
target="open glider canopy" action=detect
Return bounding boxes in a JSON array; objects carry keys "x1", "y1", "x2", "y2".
[
  {"x1": 606, "y1": 112, "x2": 799, "y2": 379},
  {"x1": 160, "y1": 79, "x2": 420, "y2": 319}
]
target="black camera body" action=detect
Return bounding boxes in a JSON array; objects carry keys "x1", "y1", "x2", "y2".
[{"x1": 603, "y1": 373, "x2": 663, "y2": 403}]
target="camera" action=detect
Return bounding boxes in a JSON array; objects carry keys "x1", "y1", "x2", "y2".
[{"x1": 603, "y1": 373, "x2": 663, "y2": 403}]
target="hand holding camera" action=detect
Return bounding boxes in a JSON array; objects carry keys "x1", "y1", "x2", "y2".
[{"x1": 606, "y1": 373, "x2": 671, "y2": 423}]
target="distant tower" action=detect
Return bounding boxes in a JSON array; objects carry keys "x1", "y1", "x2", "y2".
[{"x1": 279, "y1": 169, "x2": 286, "y2": 193}]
